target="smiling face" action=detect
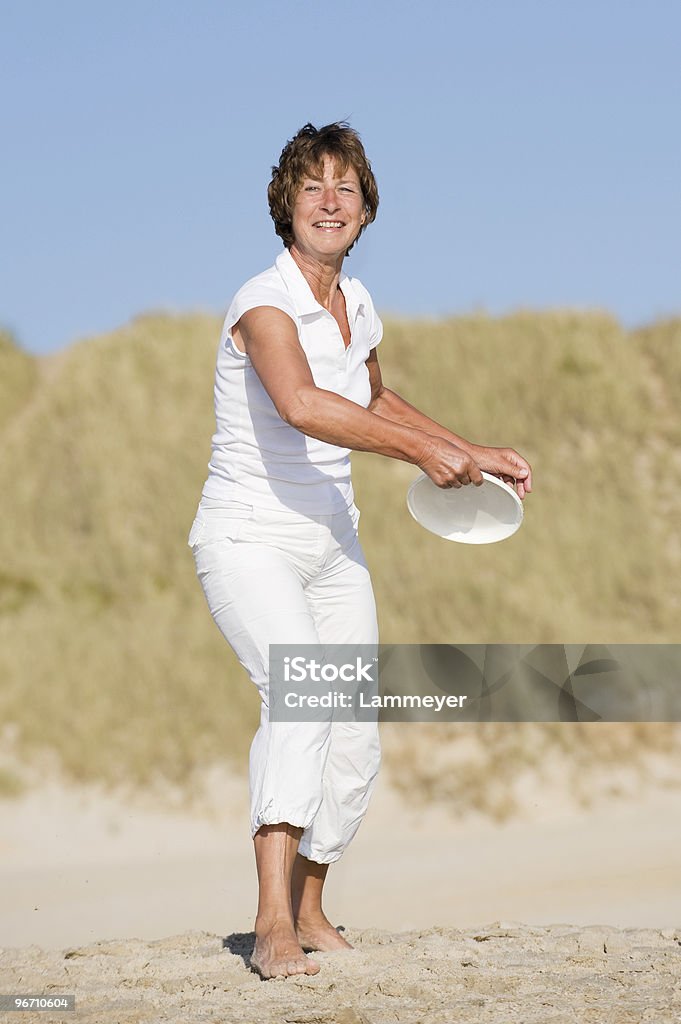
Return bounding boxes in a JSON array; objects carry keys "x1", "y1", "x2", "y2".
[{"x1": 290, "y1": 153, "x2": 366, "y2": 262}]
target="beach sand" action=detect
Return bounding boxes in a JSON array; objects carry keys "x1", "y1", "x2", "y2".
[
  {"x1": 1, "y1": 768, "x2": 680, "y2": 1022},
  {"x1": 4, "y1": 922, "x2": 680, "y2": 1024}
]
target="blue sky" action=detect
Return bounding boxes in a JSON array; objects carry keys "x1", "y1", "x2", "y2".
[{"x1": 2, "y1": 0, "x2": 679, "y2": 354}]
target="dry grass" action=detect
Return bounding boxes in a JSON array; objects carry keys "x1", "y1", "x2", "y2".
[
  {"x1": 0, "y1": 329, "x2": 38, "y2": 433},
  {"x1": 1, "y1": 309, "x2": 680, "y2": 811}
]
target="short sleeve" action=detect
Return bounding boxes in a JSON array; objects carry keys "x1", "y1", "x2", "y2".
[
  {"x1": 369, "y1": 306, "x2": 383, "y2": 350},
  {"x1": 349, "y1": 276, "x2": 383, "y2": 352},
  {"x1": 364, "y1": 289, "x2": 383, "y2": 350},
  {"x1": 221, "y1": 282, "x2": 298, "y2": 347}
]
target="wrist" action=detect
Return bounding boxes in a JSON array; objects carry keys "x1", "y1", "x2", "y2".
[
  {"x1": 461, "y1": 440, "x2": 483, "y2": 459},
  {"x1": 412, "y1": 432, "x2": 436, "y2": 468}
]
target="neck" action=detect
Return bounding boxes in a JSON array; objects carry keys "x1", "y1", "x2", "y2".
[{"x1": 289, "y1": 245, "x2": 343, "y2": 310}]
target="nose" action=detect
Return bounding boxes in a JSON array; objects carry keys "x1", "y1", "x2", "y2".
[{"x1": 320, "y1": 187, "x2": 340, "y2": 213}]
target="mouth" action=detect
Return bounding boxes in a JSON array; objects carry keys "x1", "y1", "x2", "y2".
[{"x1": 313, "y1": 221, "x2": 346, "y2": 231}]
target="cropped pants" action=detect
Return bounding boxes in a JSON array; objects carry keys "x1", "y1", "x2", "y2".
[{"x1": 187, "y1": 497, "x2": 381, "y2": 864}]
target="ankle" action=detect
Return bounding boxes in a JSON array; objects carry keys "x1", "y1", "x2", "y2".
[
  {"x1": 255, "y1": 913, "x2": 294, "y2": 936},
  {"x1": 293, "y1": 907, "x2": 328, "y2": 925}
]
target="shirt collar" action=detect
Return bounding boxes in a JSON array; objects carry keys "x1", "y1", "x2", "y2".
[{"x1": 275, "y1": 248, "x2": 365, "y2": 321}]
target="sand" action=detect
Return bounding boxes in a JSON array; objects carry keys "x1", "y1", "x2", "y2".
[
  {"x1": 1, "y1": 769, "x2": 680, "y2": 1022},
  {"x1": 3, "y1": 922, "x2": 680, "y2": 1023}
]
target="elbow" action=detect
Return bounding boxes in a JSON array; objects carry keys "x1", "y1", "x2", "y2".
[
  {"x1": 367, "y1": 384, "x2": 387, "y2": 414},
  {"x1": 278, "y1": 386, "x2": 317, "y2": 431}
]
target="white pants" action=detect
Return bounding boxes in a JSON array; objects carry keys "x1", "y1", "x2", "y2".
[{"x1": 188, "y1": 497, "x2": 381, "y2": 864}]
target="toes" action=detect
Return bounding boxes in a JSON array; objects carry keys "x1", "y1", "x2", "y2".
[
  {"x1": 250, "y1": 946, "x2": 320, "y2": 980},
  {"x1": 268, "y1": 957, "x2": 312, "y2": 978}
]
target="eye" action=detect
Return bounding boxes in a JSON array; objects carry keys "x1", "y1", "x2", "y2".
[{"x1": 304, "y1": 185, "x2": 320, "y2": 192}]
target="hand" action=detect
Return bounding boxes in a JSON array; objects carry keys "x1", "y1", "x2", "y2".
[
  {"x1": 468, "y1": 444, "x2": 533, "y2": 500},
  {"x1": 417, "y1": 435, "x2": 484, "y2": 489}
]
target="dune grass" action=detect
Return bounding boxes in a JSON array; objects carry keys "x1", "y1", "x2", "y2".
[
  {"x1": 0, "y1": 309, "x2": 679, "y2": 811},
  {"x1": 0, "y1": 329, "x2": 38, "y2": 434}
]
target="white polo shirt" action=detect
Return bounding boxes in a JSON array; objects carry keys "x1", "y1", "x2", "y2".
[{"x1": 201, "y1": 248, "x2": 383, "y2": 514}]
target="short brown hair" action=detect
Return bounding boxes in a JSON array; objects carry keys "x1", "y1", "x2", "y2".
[{"x1": 268, "y1": 121, "x2": 379, "y2": 255}]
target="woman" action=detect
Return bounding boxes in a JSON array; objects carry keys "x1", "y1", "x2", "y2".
[{"x1": 188, "y1": 121, "x2": 532, "y2": 979}]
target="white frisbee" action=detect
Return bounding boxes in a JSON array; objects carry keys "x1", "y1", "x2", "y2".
[{"x1": 407, "y1": 471, "x2": 524, "y2": 544}]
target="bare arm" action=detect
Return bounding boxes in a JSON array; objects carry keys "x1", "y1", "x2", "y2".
[
  {"x1": 365, "y1": 348, "x2": 533, "y2": 498},
  {"x1": 367, "y1": 358, "x2": 474, "y2": 452},
  {"x1": 237, "y1": 306, "x2": 483, "y2": 489}
]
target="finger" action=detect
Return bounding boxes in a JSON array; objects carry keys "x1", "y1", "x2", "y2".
[
  {"x1": 514, "y1": 467, "x2": 530, "y2": 493},
  {"x1": 508, "y1": 460, "x2": 531, "y2": 493},
  {"x1": 515, "y1": 459, "x2": 532, "y2": 491}
]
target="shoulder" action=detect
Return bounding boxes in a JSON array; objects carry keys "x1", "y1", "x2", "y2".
[
  {"x1": 230, "y1": 262, "x2": 293, "y2": 310},
  {"x1": 224, "y1": 261, "x2": 297, "y2": 339}
]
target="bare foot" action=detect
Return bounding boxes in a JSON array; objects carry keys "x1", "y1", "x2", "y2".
[
  {"x1": 250, "y1": 919, "x2": 321, "y2": 979},
  {"x1": 294, "y1": 912, "x2": 355, "y2": 953}
]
